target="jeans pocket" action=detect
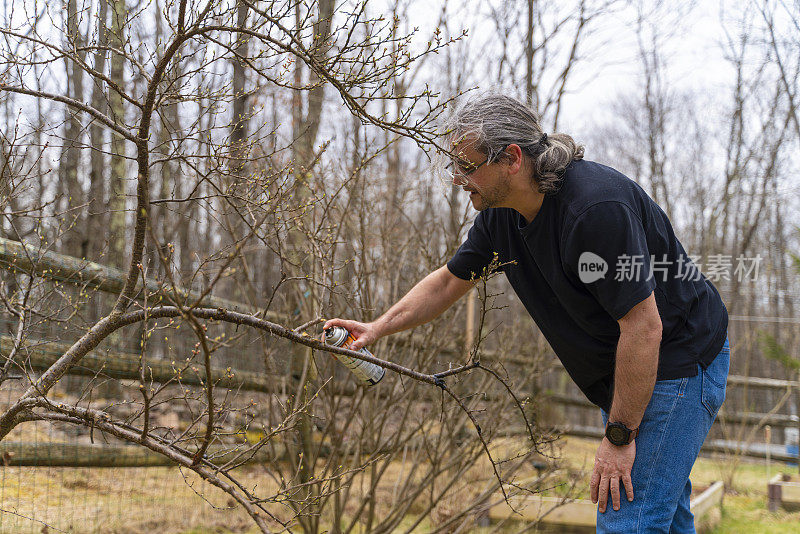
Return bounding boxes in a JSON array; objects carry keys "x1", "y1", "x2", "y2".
[
  {"x1": 652, "y1": 376, "x2": 686, "y2": 397},
  {"x1": 701, "y1": 343, "x2": 730, "y2": 417}
]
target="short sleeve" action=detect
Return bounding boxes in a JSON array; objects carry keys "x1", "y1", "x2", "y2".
[
  {"x1": 447, "y1": 212, "x2": 494, "y2": 280},
  {"x1": 563, "y1": 202, "x2": 656, "y2": 320}
]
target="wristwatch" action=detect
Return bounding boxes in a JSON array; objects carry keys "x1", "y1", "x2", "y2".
[{"x1": 605, "y1": 421, "x2": 639, "y2": 446}]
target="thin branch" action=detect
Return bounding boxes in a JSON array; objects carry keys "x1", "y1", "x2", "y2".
[{"x1": 0, "y1": 85, "x2": 137, "y2": 143}]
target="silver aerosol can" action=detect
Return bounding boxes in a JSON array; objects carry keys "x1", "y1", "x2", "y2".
[{"x1": 323, "y1": 326, "x2": 385, "y2": 386}]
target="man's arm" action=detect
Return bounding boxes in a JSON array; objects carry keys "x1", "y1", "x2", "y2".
[
  {"x1": 608, "y1": 291, "x2": 663, "y2": 427},
  {"x1": 323, "y1": 265, "x2": 474, "y2": 350},
  {"x1": 591, "y1": 292, "x2": 662, "y2": 513}
]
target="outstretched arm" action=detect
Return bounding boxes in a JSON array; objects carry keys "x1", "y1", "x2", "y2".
[{"x1": 323, "y1": 265, "x2": 473, "y2": 350}]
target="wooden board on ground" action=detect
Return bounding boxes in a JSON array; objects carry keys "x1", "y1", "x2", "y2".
[
  {"x1": 487, "y1": 480, "x2": 724, "y2": 530},
  {"x1": 0, "y1": 441, "x2": 281, "y2": 468},
  {"x1": 768, "y1": 473, "x2": 800, "y2": 511},
  {"x1": 487, "y1": 495, "x2": 595, "y2": 528}
]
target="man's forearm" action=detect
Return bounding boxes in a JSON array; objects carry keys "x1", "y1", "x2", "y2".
[
  {"x1": 608, "y1": 328, "x2": 661, "y2": 429},
  {"x1": 373, "y1": 266, "x2": 471, "y2": 337}
]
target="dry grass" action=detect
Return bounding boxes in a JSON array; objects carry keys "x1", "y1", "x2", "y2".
[
  {"x1": 0, "y1": 464, "x2": 267, "y2": 533},
  {"x1": 0, "y1": 436, "x2": 548, "y2": 533},
  {"x1": 2, "y1": 434, "x2": 797, "y2": 532}
]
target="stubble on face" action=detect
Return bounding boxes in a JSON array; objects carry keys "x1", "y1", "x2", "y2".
[
  {"x1": 467, "y1": 172, "x2": 511, "y2": 211},
  {"x1": 450, "y1": 138, "x2": 512, "y2": 211}
]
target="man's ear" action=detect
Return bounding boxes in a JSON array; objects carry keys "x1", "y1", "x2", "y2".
[{"x1": 504, "y1": 144, "x2": 524, "y2": 174}]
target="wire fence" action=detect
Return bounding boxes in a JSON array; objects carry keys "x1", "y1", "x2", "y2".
[
  {"x1": 0, "y1": 242, "x2": 533, "y2": 532},
  {"x1": 0, "y1": 316, "x2": 289, "y2": 533},
  {"x1": 1, "y1": 238, "x2": 799, "y2": 532},
  {"x1": 0, "y1": 387, "x2": 278, "y2": 532},
  {"x1": 0, "y1": 238, "x2": 298, "y2": 532}
]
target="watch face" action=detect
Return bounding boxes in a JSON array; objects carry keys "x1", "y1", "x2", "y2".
[{"x1": 607, "y1": 424, "x2": 627, "y2": 445}]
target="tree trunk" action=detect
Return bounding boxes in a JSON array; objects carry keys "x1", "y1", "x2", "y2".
[
  {"x1": 108, "y1": 0, "x2": 128, "y2": 268},
  {"x1": 86, "y1": 0, "x2": 109, "y2": 262},
  {"x1": 286, "y1": 2, "x2": 334, "y2": 531},
  {"x1": 58, "y1": 0, "x2": 87, "y2": 257},
  {"x1": 525, "y1": 0, "x2": 538, "y2": 110}
]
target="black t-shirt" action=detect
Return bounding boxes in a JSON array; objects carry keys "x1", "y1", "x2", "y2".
[{"x1": 447, "y1": 159, "x2": 729, "y2": 411}]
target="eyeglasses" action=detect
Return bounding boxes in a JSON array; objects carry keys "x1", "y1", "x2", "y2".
[
  {"x1": 445, "y1": 157, "x2": 490, "y2": 184},
  {"x1": 444, "y1": 146, "x2": 507, "y2": 186}
]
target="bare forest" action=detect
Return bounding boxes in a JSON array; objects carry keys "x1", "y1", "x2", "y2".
[{"x1": 0, "y1": 0, "x2": 799, "y2": 532}]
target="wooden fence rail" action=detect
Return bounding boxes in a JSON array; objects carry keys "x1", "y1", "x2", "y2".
[
  {"x1": 2, "y1": 237, "x2": 798, "y2": 467},
  {"x1": 0, "y1": 441, "x2": 280, "y2": 468},
  {"x1": 0, "y1": 236, "x2": 268, "y2": 317},
  {"x1": 545, "y1": 391, "x2": 800, "y2": 429},
  {"x1": 4, "y1": 330, "x2": 796, "y2": 429},
  {"x1": 0, "y1": 334, "x2": 276, "y2": 393},
  {"x1": 512, "y1": 425, "x2": 799, "y2": 463}
]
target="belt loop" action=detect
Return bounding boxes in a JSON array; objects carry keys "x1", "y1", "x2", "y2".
[{"x1": 678, "y1": 377, "x2": 689, "y2": 397}]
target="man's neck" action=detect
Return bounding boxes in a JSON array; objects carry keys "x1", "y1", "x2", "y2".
[{"x1": 510, "y1": 188, "x2": 545, "y2": 224}]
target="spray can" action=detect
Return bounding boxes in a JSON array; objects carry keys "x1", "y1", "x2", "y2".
[{"x1": 323, "y1": 326, "x2": 385, "y2": 386}]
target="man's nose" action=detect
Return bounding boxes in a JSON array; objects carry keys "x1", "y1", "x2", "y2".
[{"x1": 452, "y1": 174, "x2": 468, "y2": 187}]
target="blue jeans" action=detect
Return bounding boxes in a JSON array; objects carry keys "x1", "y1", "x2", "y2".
[{"x1": 597, "y1": 337, "x2": 730, "y2": 533}]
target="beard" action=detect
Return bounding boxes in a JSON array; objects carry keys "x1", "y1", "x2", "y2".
[{"x1": 468, "y1": 175, "x2": 511, "y2": 211}]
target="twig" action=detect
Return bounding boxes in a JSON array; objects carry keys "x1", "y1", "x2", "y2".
[
  {"x1": 0, "y1": 507, "x2": 65, "y2": 533},
  {"x1": 0, "y1": 273, "x2": 33, "y2": 383},
  {"x1": 19, "y1": 398, "x2": 276, "y2": 532},
  {"x1": 293, "y1": 316, "x2": 325, "y2": 333}
]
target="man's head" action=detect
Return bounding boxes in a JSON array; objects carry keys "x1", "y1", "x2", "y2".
[
  {"x1": 443, "y1": 92, "x2": 584, "y2": 211},
  {"x1": 446, "y1": 138, "x2": 522, "y2": 211}
]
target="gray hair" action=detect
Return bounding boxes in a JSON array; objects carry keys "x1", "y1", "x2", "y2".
[{"x1": 443, "y1": 92, "x2": 584, "y2": 194}]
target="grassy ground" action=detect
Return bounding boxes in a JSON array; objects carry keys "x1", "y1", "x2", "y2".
[
  {"x1": 688, "y1": 456, "x2": 800, "y2": 534},
  {"x1": 549, "y1": 436, "x2": 800, "y2": 534},
  {"x1": 544, "y1": 436, "x2": 800, "y2": 533},
  {"x1": 0, "y1": 464, "x2": 264, "y2": 533},
  {"x1": 1, "y1": 435, "x2": 799, "y2": 532}
]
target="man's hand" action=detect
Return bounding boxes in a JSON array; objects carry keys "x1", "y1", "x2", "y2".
[
  {"x1": 590, "y1": 437, "x2": 636, "y2": 513},
  {"x1": 322, "y1": 319, "x2": 379, "y2": 350}
]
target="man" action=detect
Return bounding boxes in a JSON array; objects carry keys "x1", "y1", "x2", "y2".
[{"x1": 324, "y1": 93, "x2": 730, "y2": 533}]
